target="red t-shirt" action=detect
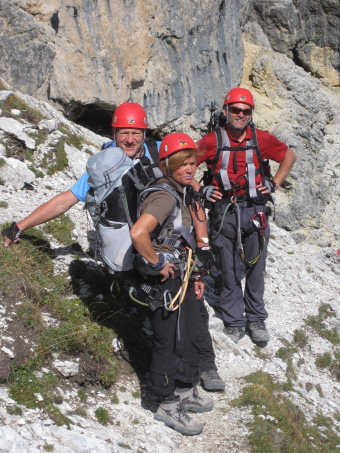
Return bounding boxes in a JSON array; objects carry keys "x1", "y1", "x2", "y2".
[{"x1": 196, "y1": 127, "x2": 288, "y2": 192}]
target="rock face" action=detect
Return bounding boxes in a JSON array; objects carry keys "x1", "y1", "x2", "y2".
[
  {"x1": 0, "y1": 0, "x2": 243, "y2": 128},
  {"x1": 243, "y1": 0, "x2": 340, "y2": 87},
  {"x1": 0, "y1": 0, "x2": 339, "y2": 241}
]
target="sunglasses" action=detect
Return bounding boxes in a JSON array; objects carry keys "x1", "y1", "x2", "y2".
[{"x1": 228, "y1": 106, "x2": 252, "y2": 116}]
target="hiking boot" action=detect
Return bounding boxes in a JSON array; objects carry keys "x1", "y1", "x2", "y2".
[
  {"x1": 200, "y1": 369, "x2": 226, "y2": 392},
  {"x1": 246, "y1": 321, "x2": 270, "y2": 347},
  {"x1": 154, "y1": 396, "x2": 203, "y2": 436},
  {"x1": 175, "y1": 386, "x2": 214, "y2": 413},
  {"x1": 223, "y1": 325, "x2": 246, "y2": 344}
]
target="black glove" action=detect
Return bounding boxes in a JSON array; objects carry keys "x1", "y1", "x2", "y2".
[
  {"x1": 1, "y1": 222, "x2": 21, "y2": 242},
  {"x1": 199, "y1": 185, "x2": 215, "y2": 202},
  {"x1": 263, "y1": 177, "x2": 276, "y2": 193},
  {"x1": 195, "y1": 246, "x2": 215, "y2": 272}
]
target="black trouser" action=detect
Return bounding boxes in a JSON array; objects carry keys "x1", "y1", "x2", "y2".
[
  {"x1": 197, "y1": 300, "x2": 216, "y2": 372},
  {"x1": 148, "y1": 276, "x2": 201, "y2": 396}
]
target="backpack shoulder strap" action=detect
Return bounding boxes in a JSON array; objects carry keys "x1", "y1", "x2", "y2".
[
  {"x1": 248, "y1": 121, "x2": 265, "y2": 183},
  {"x1": 145, "y1": 138, "x2": 160, "y2": 164}
]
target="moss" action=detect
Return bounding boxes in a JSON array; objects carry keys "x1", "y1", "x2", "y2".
[
  {"x1": 0, "y1": 157, "x2": 5, "y2": 168},
  {"x1": 0, "y1": 201, "x2": 8, "y2": 208}
]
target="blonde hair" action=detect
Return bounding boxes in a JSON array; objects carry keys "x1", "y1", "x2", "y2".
[{"x1": 159, "y1": 149, "x2": 196, "y2": 176}]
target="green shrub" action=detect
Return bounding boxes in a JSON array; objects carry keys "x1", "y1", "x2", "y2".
[
  {"x1": 95, "y1": 407, "x2": 109, "y2": 425},
  {"x1": 293, "y1": 329, "x2": 308, "y2": 348}
]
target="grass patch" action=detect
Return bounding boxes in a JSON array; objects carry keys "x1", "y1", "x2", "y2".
[
  {"x1": 0, "y1": 201, "x2": 8, "y2": 208},
  {"x1": 0, "y1": 225, "x2": 120, "y2": 424},
  {"x1": 42, "y1": 215, "x2": 75, "y2": 245},
  {"x1": 41, "y1": 139, "x2": 69, "y2": 175},
  {"x1": 95, "y1": 407, "x2": 109, "y2": 425},
  {"x1": 0, "y1": 157, "x2": 5, "y2": 168},
  {"x1": 1, "y1": 94, "x2": 44, "y2": 124},
  {"x1": 77, "y1": 389, "x2": 87, "y2": 402},
  {"x1": 6, "y1": 404, "x2": 23, "y2": 416},
  {"x1": 118, "y1": 443, "x2": 131, "y2": 450},
  {"x1": 46, "y1": 404, "x2": 72, "y2": 428},
  {"x1": 9, "y1": 365, "x2": 57, "y2": 409},
  {"x1": 29, "y1": 165, "x2": 45, "y2": 179},
  {"x1": 0, "y1": 177, "x2": 5, "y2": 185},
  {"x1": 111, "y1": 393, "x2": 119, "y2": 404},
  {"x1": 99, "y1": 362, "x2": 119, "y2": 387},
  {"x1": 231, "y1": 371, "x2": 340, "y2": 452},
  {"x1": 58, "y1": 125, "x2": 95, "y2": 149},
  {"x1": 315, "y1": 350, "x2": 340, "y2": 381},
  {"x1": 306, "y1": 304, "x2": 339, "y2": 345},
  {"x1": 293, "y1": 329, "x2": 308, "y2": 348}
]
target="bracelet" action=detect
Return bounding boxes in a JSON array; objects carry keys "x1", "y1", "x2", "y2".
[
  {"x1": 199, "y1": 245, "x2": 211, "y2": 251},
  {"x1": 148, "y1": 253, "x2": 165, "y2": 271}
]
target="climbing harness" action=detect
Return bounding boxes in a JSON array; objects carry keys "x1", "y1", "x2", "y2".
[
  {"x1": 211, "y1": 194, "x2": 267, "y2": 266},
  {"x1": 128, "y1": 249, "x2": 198, "y2": 312}
]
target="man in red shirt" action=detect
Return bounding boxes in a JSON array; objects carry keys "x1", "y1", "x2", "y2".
[{"x1": 197, "y1": 87, "x2": 296, "y2": 346}]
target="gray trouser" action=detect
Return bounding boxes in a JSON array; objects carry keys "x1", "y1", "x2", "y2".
[{"x1": 211, "y1": 202, "x2": 270, "y2": 327}]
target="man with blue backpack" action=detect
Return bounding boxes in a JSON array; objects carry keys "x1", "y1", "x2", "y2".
[{"x1": 2, "y1": 102, "x2": 225, "y2": 392}]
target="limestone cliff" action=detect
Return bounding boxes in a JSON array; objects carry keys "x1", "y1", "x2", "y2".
[
  {"x1": 0, "y1": 0, "x2": 339, "y2": 241},
  {"x1": 0, "y1": 0, "x2": 243, "y2": 128}
]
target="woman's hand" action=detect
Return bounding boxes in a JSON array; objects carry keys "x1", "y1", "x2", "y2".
[
  {"x1": 159, "y1": 262, "x2": 178, "y2": 282},
  {"x1": 194, "y1": 279, "x2": 205, "y2": 299}
]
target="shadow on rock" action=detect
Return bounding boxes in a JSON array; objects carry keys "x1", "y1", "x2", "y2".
[{"x1": 68, "y1": 259, "x2": 152, "y2": 385}]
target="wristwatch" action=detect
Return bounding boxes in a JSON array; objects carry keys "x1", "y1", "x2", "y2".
[{"x1": 197, "y1": 237, "x2": 209, "y2": 244}]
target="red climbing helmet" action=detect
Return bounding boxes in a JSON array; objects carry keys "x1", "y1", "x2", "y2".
[
  {"x1": 223, "y1": 88, "x2": 255, "y2": 108},
  {"x1": 159, "y1": 132, "x2": 197, "y2": 160},
  {"x1": 112, "y1": 102, "x2": 148, "y2": 128}
]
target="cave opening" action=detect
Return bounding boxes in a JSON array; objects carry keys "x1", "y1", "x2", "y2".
[
  {"x1": 69, "y1": 102, "x2": 163, "y2": 142},
  {"x1": 70, "y1": 103, "x2": 115, "y2": 139}
]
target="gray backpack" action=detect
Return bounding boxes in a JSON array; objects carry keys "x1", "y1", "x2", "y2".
[{"x1": 85, "y1": 146, "x2": 161, "y2": 273}]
